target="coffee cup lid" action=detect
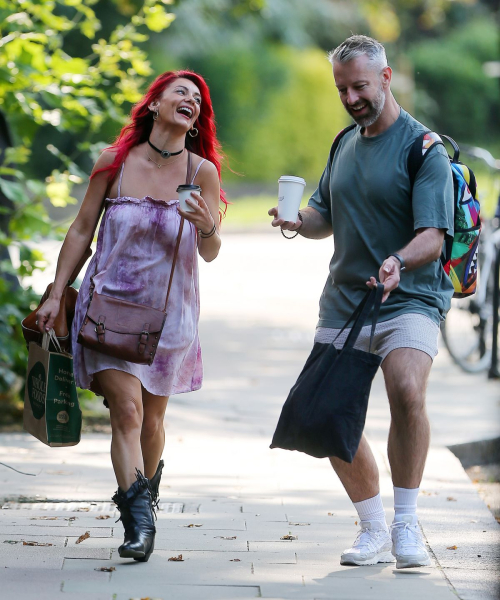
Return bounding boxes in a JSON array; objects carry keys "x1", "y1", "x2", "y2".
[
  {"x1": 177, "y1": 184, "x2": 201, "y2": 191},
  {"x1": 278, "y1": 175, "x2": 306, "y2": 186}
]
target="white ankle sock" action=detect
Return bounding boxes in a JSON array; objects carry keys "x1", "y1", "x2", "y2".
[
  {"x1": 393, "y1": 486, "x2": 419, "y2": 521},
  {"x1": 353, "y1": 493, "x2": 387, "y2": 529}
]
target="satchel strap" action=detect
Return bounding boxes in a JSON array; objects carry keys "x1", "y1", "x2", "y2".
[
  {"x1": 335, "y1": 283, "x2": 384, "y2": 353},
  {"x1": 162, "y1": 151, "x2": 192, "y2": 311},
  {"x1": 163, "y1": 218, "x2": 184, "y2": 312}
]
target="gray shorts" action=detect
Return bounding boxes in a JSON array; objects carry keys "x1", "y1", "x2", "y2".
[{"x1": 314, "y1": 313, "x2": 440, "y2": 361}]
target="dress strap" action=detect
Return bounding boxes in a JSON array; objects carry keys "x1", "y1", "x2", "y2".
[
  {"x1": 191, "y1": 158, "x2": 206, "y2": 184},
  {"x1": 117, "y1": 163, "x2": 125, "y2": 197}
]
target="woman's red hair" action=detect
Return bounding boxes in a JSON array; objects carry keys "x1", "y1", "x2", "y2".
[{"x1": 93, "y1": 70, "x2": 227, "y2": 216}]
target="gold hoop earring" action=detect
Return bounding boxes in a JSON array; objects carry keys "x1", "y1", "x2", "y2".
[{"x1": 188, "y1": 127, "x2": 199, "y2": 138}]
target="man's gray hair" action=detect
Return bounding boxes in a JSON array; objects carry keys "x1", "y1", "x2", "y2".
[{"x1": 328, "y1": 35, "x2": 388, "y2": 71}]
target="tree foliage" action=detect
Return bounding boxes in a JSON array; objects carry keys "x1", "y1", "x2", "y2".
[
  {"x1": 0, "y1": 0, "x2": 175, "y2": 405},
  {"x1": 409, "y1": 17, "x2": 499, "y2": 148}
]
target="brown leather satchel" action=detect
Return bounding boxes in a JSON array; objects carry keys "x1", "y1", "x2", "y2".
[
  {"x1": 76, "y1": 218, "x2": 184, "y2": 365},
  {"x1": 21, "y1": 246, "x2": 92, "y2": 352}
]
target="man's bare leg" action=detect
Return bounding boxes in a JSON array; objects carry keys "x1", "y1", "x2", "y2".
[
  {"x1": 381, "y1": 347, "x2": 433, "y2": 568},
  {"x1": 329, "y1": 436, "x2": 379, "y2": 503},
  {"x1": 382, "y1": 347, "x2": 432, "y2": 489}
]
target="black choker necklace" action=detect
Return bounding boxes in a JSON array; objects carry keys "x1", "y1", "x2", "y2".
[{"x1": 148, "y1": 139, "x2": 184, "y2": 159}]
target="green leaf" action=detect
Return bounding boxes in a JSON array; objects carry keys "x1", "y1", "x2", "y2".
[
  {"x1": 0, "y1": 178, "x2": 26, "y2": 203},
  {"x1": 144, "y1": 5, "x2": 175, "y2": 32},
  {"x1": 4, "y1": 146, "x2": 31, "y2": 165}
]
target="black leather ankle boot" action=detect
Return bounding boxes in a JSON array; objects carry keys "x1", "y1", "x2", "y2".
[
  {"x1": 112, "y1": 469, "x2": 156, "y2": 562},
  {"x1": 149, "y1": 459, "x2": 164, "y2": 509}
]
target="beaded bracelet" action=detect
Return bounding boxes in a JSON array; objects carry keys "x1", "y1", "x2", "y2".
[
  {"x1": 280, "y1": 211, "x2": 303, "y2": 239},
  {"x1": 199, "y1": 222, "x2": 216, "y2": 238}
]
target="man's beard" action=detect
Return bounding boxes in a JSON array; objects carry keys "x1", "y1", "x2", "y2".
[{"x1": 346, "y1": 86, "x2": 386, "y2": 128}]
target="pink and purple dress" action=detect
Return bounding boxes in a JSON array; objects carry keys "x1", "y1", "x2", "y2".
[{"x1": 71, "y1": 157, "x2": 205, "y2": 398}]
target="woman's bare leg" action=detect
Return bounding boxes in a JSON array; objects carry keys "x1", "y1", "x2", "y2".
[
  {"x1": 141, "y1": 388, "x2": 169, "y2": 480},
  {"x1": 94, "y1": 369, "x2": 144, "y2": 491}
]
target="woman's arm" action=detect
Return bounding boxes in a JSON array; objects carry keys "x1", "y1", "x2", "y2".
[
  {"x1": 36, "y1": 150, "x2": 115, "y2": 332},
  {"x1": 178, "y1": 160, "x2": 222, "y2": 262}
]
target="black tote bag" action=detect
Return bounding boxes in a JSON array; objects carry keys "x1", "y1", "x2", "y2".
[{"x1": 270, "y1": 283, "x2": 384, "y2": 463}]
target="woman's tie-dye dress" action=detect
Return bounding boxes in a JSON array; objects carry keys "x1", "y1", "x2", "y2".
[{"x1": 71, "y1": 157, "x2": 205, "y2": 397}]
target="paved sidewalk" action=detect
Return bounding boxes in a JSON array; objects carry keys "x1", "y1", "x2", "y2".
[{"x1": 1, "y1": 231, "x2": 499, "y2": 599}]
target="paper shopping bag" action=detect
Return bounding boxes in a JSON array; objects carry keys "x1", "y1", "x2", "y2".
[{"x1": 23, "y1": 331, "x2": 82, "y2": 447}]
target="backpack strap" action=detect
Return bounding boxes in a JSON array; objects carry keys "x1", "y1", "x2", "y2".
[
  {"x1": 407, "y1": 131, "x2": 446, "y2": 189},
  {"x1": 408, "y1": 132, "x2": 461, "y2": 266},
  {"x1": 329, "y1": 124, "x2": 357, "y2": 164}
]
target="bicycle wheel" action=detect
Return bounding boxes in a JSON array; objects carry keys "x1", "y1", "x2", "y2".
[{"x1": 441, "y1": 297, "x2": 492, "y2": 373}]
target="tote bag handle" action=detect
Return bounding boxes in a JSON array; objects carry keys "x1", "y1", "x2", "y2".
[{"x1": 334, "y1": 283, "x2": 384, "y2": 353}]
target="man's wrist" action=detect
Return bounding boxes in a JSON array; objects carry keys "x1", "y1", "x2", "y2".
[
  {"x1": 296, "y1": 211, "x2": 304, "y2": 231},
  {"x1": 386, "y1": 253, "x2": 406, "y2": 271},
  {"x1": 280, "y1": 211, "x2": 303, "y2": 239}
]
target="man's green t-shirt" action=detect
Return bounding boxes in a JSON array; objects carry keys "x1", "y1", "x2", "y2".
[{"x1": 308, "y1": 108, "x2": 454, "y2": 328}]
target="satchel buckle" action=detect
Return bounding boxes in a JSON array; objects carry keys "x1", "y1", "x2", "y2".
[
  {"x1": 138, "y1": 329, "x2": 149, "y2": 355},
  {"x1": 95, "y1": 318, "x2": 106, "y2": 343}
]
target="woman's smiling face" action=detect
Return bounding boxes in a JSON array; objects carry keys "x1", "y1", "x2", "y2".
[{"x1": 151, "y1": 77, "x2": 202, "y2": 130}]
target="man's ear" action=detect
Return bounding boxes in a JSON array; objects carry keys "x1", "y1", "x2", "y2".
[{"x1": 381, "y1": 66, "x2": 392, "y2": 89}]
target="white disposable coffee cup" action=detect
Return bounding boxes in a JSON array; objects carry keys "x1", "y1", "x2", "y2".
[
  {"x1": 278, "y1": 176, "x2": 306, "y2": 222},
  {"x1": 177, "y1": 184, "x2": 201, "y2": 212}
]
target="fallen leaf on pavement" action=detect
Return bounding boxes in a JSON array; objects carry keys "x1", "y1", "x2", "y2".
[
  {"x1": 4, "y1": 540, "x2": 21, "y2": 544},
  {"x1": 168, "y1": 554, "x2": 184, "y2": 561},
  {"x1": 30, "y1": 516, "x2": 58, "y2": 521},
  {"x1": 183, "y1": 524, "x2": 202, "y2": 528},
  {"x1": 447, "y1": 545, "x2": 458, "y2": 550},
  {"x1": 76, "y1": 507, "x2": 90, "y2": 512},
  {"x1": 327, "y1": 512, "x2": 334, "y2": 516},
  {"x1": 76, "y1": 531, "x2": 90, "y2": 544},
  {"x1": 289, "y1": 522, "x2": 310, "y2": 526},
  {"x1": 96, "y1": 515, "x2": 111, "y2": 520},
  {"x1": 215, "y1": 536, "x2": 237, "y2": 540},
  {"x1": 446, "y1": 497, "x2": 457, "y2": 502},
  {"x1": 280, "y1": 534, "x2": 297, "y2": 540},
  {"x1": 95, "y1": 566, "x2": 115, "y2": 572},
  {"x1": 354, "y1": 521, "x2": 358, "y2": 526},
  {"x1": 230, "y1": 559, "x2": 241, "y2": 562},
  {"x1": 23, "y1": 541, "x2": 53, "y2": 546}
]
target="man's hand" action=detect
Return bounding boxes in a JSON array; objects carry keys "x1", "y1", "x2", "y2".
[
  {"x1": 268, "y1": 206, "x2": 302, "y2": 232},
  {"x1": 366, "y1": 257, "x2": 401, "y2": 302}
]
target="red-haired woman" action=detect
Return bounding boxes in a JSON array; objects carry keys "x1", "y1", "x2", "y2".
[{"x1": 36, "y1": 71, "x2": 225, "y2": 562}]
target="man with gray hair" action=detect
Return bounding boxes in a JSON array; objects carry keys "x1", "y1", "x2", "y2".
[{"x1": 269, "y1": 34, "x2": 454, "y2": 569}]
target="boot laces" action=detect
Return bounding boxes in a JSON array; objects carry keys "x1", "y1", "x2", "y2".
[
  {"x1": 391, "y1": 521, "x2": 425, "y2": 551},
  {"x1": 135, "y1": 468, "x2": 157, "y2": 521}
]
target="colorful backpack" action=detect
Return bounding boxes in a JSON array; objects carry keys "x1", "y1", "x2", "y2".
[{"x1": 408, "y1": 133, "x2": 481, "y2": 298}]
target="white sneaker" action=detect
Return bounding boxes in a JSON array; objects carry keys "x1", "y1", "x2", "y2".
[
  {"x1": 340, "y1": 520, "x2": 395, "y2": 566},
  {"x1": 391, "y1": 514, "x2": 432, "y2": 569}
]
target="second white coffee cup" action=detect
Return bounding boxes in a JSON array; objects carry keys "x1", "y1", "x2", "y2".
[
  {"x1": 278, "y1": 176, "x2": 306, "y2": 222},
  {"x1": 177, "y1": 184, "x2": 202, "y2": 212}
]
